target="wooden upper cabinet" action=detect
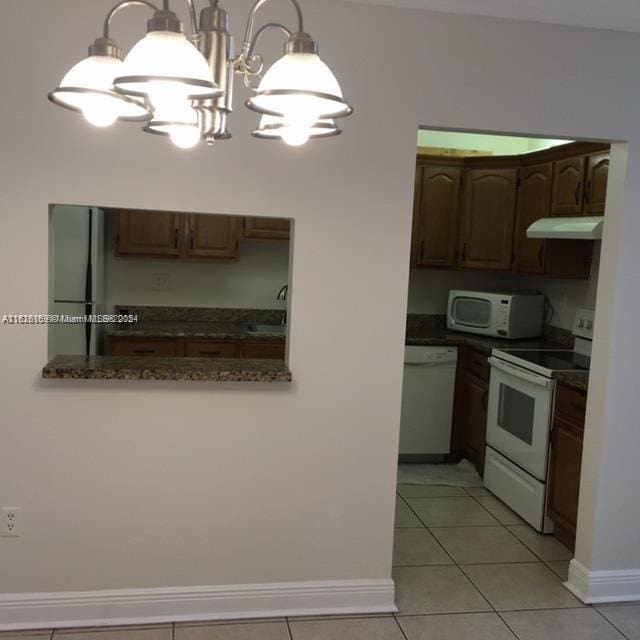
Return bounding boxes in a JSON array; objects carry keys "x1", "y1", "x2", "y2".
[
  {"x1": 243, "y1": 217, "x2": 290, "y2": 240},
  {"x1": 513, "y1": 163, "x2": 552, "y2": 275},
  {"x1": 551, "y1": 156, "x2": 586, "y2": 216},
  {"x1": 116, "y1": 210, "x2": 181, "y2": 257},
  {"x1": 459, "y1": 168, "x2": 518, "y2": 271},
  {"x1": 186, "y1": 214, "x2": 239, "y2": 260},
  {"x1": 413, "y1": 165, "x2": 461, "y2": 268},
  {"x1": 584, "y1": 152, "x2": 610, "y2": 215}
]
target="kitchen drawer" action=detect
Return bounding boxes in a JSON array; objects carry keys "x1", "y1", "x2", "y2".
[
  {"x1": 109, "y1": 338, "x2": 179, "y2": 357},
  {"x1": 185, "y1": 341, "x2": 238, "y2": 358},
  {"x1": 555, "y1": 384, "x2": 587, "y2": 425},
  {"x1": 467, "y1": 349, "x2": 490, "y2": 381},
  {"x1": 241, "y1": 341, "x2": 286, "y2": 360}
]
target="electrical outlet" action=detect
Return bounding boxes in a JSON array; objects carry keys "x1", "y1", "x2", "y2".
[
  {"x1": 152, "y1": 273, "x2": 170, "y2": 291},
  {"x1": 1, "y1": 507, "x2": 21, "y2": 537}
]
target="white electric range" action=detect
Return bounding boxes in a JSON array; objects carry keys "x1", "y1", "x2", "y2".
[{"x1": 483, "y1": 308, "x2": 593, "y2": 533}]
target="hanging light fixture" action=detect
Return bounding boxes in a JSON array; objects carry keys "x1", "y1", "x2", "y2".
[
  {"x1": 48, "y1": 0, "x2": 352, "y2": 149},
  {"x1": 48, "y1": 37, "x2": 150, "y2": 128}
]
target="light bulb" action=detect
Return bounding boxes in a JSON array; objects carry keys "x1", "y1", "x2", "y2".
[
  {"x1": 281, "y1": 124, "x2": 312, "y2": 147},
  {"x1": 82, "y1": 105, "x2": 118, "y2": 128},
  {"x1": 169, "y1": 124, "x2": 201, "y2": 149}
]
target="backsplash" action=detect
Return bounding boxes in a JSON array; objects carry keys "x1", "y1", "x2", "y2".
[
  {"x1": 408, "y1": 243, "x2": 600, "y2": 332},
  {"x1": 114, "y1": 305, "x2": 285, "y2": 325}
]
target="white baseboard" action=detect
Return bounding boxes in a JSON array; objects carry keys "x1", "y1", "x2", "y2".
[
  {"x1": 566, "y1": 559, "x2": 640, "y2": 603},
  {"x1": 0, "y1": 579, "x2": 396, "y2": 631}
]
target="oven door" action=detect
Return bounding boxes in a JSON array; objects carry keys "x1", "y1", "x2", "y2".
[{"x1": 486, "y1": 357, "x2": 554, "y2": 481}]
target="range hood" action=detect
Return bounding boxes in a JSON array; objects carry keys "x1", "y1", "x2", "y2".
[{"x1": 527, "y1": 216, "x2": 604, "y2": 240}]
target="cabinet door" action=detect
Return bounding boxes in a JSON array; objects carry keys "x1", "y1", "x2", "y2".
[
  {"x1": 185, "y1": 340, "x2": 239, "y2": 358},
  {"x1": 584, "y1": 152, "x2": 610, "y2": 215},
  {"x1": 241, "y1": 341, "x2": 286, "y2": 360},
  {"x1": 108, "y1": 338, "x2": 179, "y2": 357},
  {"x1": 243, "y1": 217, "x2": 290, "y2": 240},
  {"x1": 414, "y1": 165, "x2": 461, "y2": 268},
  {"x1": 116, "y1": 210, "x2": 181, "y2": 257},
  {"x1": 462, "y1": 372, "x2": 489, "y2": 475},
  {"x1": 513, "y1": 163, "x2": 552, "y2": 275},
  {"x1": 547, "y1": 415, "x2": 584, "y2": 541},
  {"x1": 551, "y1": 156, "x2": 586, "y2": 216},
  {"x1": 186, "y1": 214, "x2": 239, "y2": 260},
  {"x1": 460, "y1": 168, "x2": 517, "y2": 271}
]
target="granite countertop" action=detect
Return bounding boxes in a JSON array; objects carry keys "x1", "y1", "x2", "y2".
[
  {"x1": 405, "y1": 326, "x2": 589, "y2": 393},
  {"x1": 552, "y1": 370, "x2": 589, "y2": 393},
  {"x1": 405, "y1": 326, "x2": 568, "y2": 355},
  {"x1": 42, "y1": 356, "x2": 292, "y2": 383},
  {"x1": 106, "y1": 321, "x2": 285, "y2": 341}
]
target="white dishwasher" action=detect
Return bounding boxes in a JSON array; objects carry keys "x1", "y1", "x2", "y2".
[{"x1": 399, "y1": 346, "x2": 458, "y2": 456}]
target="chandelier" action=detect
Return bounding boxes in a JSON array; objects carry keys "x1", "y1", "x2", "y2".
[{"x1": 48, "y1": 0, "x2": 353, "y2": 149}]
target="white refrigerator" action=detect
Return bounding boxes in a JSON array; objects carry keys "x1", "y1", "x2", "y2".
[{"x1": 49, "y1": 205, "x2": 106, "y2": 359}]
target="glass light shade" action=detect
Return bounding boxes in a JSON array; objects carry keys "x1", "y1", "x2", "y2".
[
  {"x1": 253, "y1": 114, "x2": 341, "y2": 146},
  {"x1": 48, "y1": 55, "x2": 150, "y2": 126},
  {"x1": 246, "y1": 53, "x2": 352, "y2": 121},
  {"x1": 144, "y1": 103, "x2": 201, "y2": 149},
  {"x1": 113, "y1": 31, "x2": 220, "y2": 101}
]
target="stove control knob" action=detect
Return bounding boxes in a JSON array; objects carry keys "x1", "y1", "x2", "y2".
[
  {"x1": 579, "y1": 319, "x2": 585, "y2": 329},
  {"x1": 586, "y1": 320, "x2": 593, "y2": 331}
]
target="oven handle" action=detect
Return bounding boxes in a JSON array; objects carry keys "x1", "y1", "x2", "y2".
[{"x1": 488, "y1": 357, "x2": 552, "y2": 388}]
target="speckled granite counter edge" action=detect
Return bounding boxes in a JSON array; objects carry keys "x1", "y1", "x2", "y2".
[{"x1": 42, "y1": 356, "x2": 292, "y2": 383}]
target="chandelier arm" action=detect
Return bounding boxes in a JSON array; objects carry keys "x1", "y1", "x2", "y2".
[
  {"x1": 247, "y1": 22, "x2": 293, "y2": 59},
  {"x1": 184, "y1": 0, "x2": 199, "y2": 37},
  {"x1": 103, "y1": 0, "x2": 160, "y2": 38},
  {"x1": 242, "y1": 0, "x2": 304, "y2": 58}
]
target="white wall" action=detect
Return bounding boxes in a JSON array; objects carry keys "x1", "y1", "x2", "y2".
[
  {"x1": 105, "y1": 222, "x2": 291, "y2": 311},
  {"x1": 1, "y1": 0, "x2": 640, "y2": 613},
  {"x1": 408, "y1": 243, "x2": 601, "y2": 331}
]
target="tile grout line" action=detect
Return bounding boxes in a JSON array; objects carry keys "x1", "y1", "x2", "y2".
[
  {"x1": 397, "y1": 494, "x2": 458, "y2": 565},
  {"x1": 494, "y1": 610, "x2": 524, "y2": 640},
  {"x1": 592, "y1": 606, "x2": 632, "y2": 640},
  {"x1": 284, "y1": 617, "x2": 294, "y2": 640},
  {"x1": 391, "y1": 613, "x2": 410, "y2": 640}
]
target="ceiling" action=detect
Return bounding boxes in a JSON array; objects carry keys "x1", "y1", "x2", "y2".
[{"x1": 341, "y1": 0, "x2": 640, "y2": 33}]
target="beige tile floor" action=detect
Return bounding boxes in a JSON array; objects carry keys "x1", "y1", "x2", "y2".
[{"x1": 3, "y1": 486, "x2": 639, "y2": 640}]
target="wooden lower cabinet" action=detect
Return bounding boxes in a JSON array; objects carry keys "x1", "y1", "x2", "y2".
[
  {"x1": 108, "y1": 338, "x2": 179, "y2": 357},
  {"x1": 450, "y1": 347, "x2": 489, "y2": 475},
  {"x1": 107, "y1": 336, "x2": 285, "y2": 361},
  {"x1": 241, "y1": 341, "x2": 286, "y2": 360},
  {"x1": 184, "y1": 341, "x2": 239, "y2": 358},
  {"x1": 547, "y1": 384, "x2": 586, "y2": 551}
]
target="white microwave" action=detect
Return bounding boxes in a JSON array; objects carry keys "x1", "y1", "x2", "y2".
[{"x1": 447, "y1": 290, "x2": 545, "y2": 339}]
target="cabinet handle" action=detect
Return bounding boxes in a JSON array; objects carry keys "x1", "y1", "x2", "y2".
[
  {"x1": 538, "y1": 245, "x2": 545, "y2": 268},
  {"x1": 574, "y1": 183, "x2": 581, "y2": 205},
  {"x1": 174, "y1": 229, "x2": 179, "y2": 249},
  {"x1": 585, "y1": 181, "x2": 592, "y2": 205},
  {"x1": 133, "y1": 349, "x2": 155, "y2": 355},
  {"x1": 420, "y1": 240, "x2": 425, "y2": 260},
  {"x1": 190, "y1": 229, "x2": 195, "y2": 251},
  {"x1": 199, "y1": 350, "x2": 222, "y2": 356},
  {"x1": 462, "y1": 243, "x2": 467, "y2": 262}
]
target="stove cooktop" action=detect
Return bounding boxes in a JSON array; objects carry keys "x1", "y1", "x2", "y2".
[{"x1": 492, "y1": 348, "x2": 590, "y2": 375}]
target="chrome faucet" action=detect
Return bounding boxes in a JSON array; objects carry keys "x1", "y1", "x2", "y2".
[
  {"x1": 277, "y1": 285, "x2": 288, "y2": 326},
  {"x1": 277, "y1": 284, "x2": 288, "y2": 301}
]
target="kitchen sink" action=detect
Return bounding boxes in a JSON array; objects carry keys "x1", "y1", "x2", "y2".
[{"x1": 245, "y1": 324, "x2": 287, "y2": 335}]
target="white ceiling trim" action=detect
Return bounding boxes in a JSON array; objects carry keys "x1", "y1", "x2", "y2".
[{"x1": 340, "y1": 0, "x2": 640, "y2": 34}]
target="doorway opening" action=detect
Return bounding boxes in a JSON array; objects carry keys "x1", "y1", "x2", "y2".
[{"x1": 395, "y1": 127, "x2": 614, "y2": 604}]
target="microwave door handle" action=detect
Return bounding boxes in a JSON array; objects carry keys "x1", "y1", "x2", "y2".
[{"x1": 488, "y1": 357, "x2": 551, "y2": 388}]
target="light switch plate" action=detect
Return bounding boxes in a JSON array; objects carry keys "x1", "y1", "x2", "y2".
[{"x1": 573, "y1": 308, "x2": 595, "y2": 340}]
